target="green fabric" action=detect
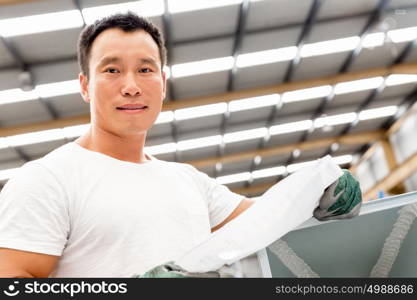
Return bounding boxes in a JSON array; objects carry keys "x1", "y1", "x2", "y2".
[
  {"x1": 314, "y1": 169, "x2": 362, "y2": 221},
  {"x1": 134, "y1": 261, "x2": 220, "y2": 278},
  {"x1": 329, "y1": 170, "x2": 362, "y2": 214}
]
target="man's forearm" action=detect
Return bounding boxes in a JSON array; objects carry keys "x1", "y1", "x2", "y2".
[
  {"x1": 211, "y1": 198, "x2": 254, "y2": 232},
  {"x1": 0, "y1": 268, "x2": 35, "y2": 278}
]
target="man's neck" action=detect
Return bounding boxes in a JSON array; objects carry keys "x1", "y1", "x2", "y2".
[{"x1": 75, "y1": 126, "x2": 149, "y2": 164}]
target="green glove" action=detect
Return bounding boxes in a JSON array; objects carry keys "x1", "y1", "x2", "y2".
[
  {"x1": 313, "y1": 169, "x2": 362, "y2": 221},
  {"x1": 133, "y1": 261, "x2": 220, "y2": 278}
]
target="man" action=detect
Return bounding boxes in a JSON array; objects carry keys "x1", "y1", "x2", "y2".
[{"x1": 0, "y1": 13, "x2": 361, "y2": 278}]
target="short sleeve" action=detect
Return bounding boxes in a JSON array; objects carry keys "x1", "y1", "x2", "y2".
[
  {"x1": 0, "y1": 161, "x2": 70, "y2": 256},
  {"x1": 184, "y1": 164, "x2": 244, "y2": 228}
]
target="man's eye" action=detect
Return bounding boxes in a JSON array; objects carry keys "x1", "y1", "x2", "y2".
[
  {"x1": 140, "y1": 68, "x2": 152, "y2": 73},
  {"x1": 105, "y1": 68, "x2": 119, "y2": 73}
]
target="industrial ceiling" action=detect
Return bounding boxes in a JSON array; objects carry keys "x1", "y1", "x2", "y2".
[{"x1": 0, "y1": 0, "x2": 417, "y2": 197}]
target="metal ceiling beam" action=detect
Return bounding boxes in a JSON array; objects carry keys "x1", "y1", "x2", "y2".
[
  {"x1": 0, "y1": 35, "x2": 27, "y2": 71},
  {"x1": 1, "y1": 61, "x2": 417, "y2": 138},
  {"x1": 162, "y1": 0, "x2": 175, "y2": 101},
  {"x1": 286, "y1": 0, "x2": 392, "y2": 166},
  {"x1": 162, "y1": 62, "x2": 417, "y2": 111},
  {"x1": 227, "y1": 0, "x2": 250, "y2": 92},
  {"x1": 283, "y1": 0, "x2": 322, "y2": 82},
  {"x1": 247, "y1": 0, "x2": 322, "y2": 187},
  {"x1": 382, "y1": 85, "x2": 417, "y2": 132},
  {"x1": 215, "y1": 0, "x2": 251, "y2": 177},
  {"x1": 174, "y1": 3, "x2": 417, "y2": 47},
  {"x1": 2, "y1": 3, "x2": 417, "y2": 74},
  {"x1": 356, "y1": 88, "x2": 416, "y2": 191},
  {"x1": 392, "y1": 37, "x2": 417, "y2": 65},
  {"x1": 187, "y1": 129, "x2": 383, "y2": 170},
  {"x1": 13, "y1": 147, "x2": 30, "y2": 162},
  {"x1": 0, "y1": 129, "x2": 384, "y2": 190},
  {"x1": 363, "y1": 150, "x2": 417, "y2": 200},
  {"x1": 233, "y1": 99, "x2": 417, "y2": 197},
  {"x1": 1, "y1": 34, "x2": 59, "y2": 121},
  {"x1": 0, "y1": 34, "x2": 58, "y2": 160},
  {"x1": 162, "y1": 0, "x2": 181, "y2": 162},
  {"x1": 335, "y1": 37, "x2": 417, "y2": 144},
  {"x1": 73, "y1": 0, "x2": 86, "y2": 27},
  {"x1": 339, "y1": 0, "x2": 390, "y2": 73}
]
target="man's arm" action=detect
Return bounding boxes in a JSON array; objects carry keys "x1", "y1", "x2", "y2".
[
  {"x1": 211, "y1": 198, "x2": 254, "y2": 232},
  {"x1": 0, "y1": 248, "x2": 59, "y2": 278},
  {"x1": 212, "y1": 169, "x2": 362, "y2": 232}
]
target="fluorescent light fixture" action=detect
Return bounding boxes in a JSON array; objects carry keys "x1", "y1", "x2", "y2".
[
  {"x1": 288, "y1": 156, "x2": 350, "y2": 173},
  {"x1": 174, "y1": 103, "x2": 227, "y2": 121},
  {"x1": 35, "y1": 80, "x2": 79, "y2": 98},
  {"x1": 387, "y1": 26, "x2": 417, "y2": 43},
  {"x1": 252, "y1": 166, "x2": 286, "y2": 179},
  {"x1": 217, "y1": 154, "x2": 353, "y2": 184},
  {"x1": 168, "y1": 0, "x2": 241, "y2": 13},
  {"x1": 0, "y1": 138, "x2": 8, "y2": 150},
  {"x1": 236, "y1": 46, "x2": 297, "y2": 68},
  {"x1": 177, "y1": 135, "x2": 222, "y2": 151},
  {"x1": 269, "y1": 120, "x2": 313, "y2": 135},
  {"x1": 171, "y1": 56, "x2": 234, "y2": 78},
  {"x1": 287, "y1": 155, "x2": 350, "y2": 174},
  {"x1": 216, "y1": 172, "x2": 251, "y2": 185},
  {"x1": 82, "y1": 0, "x2": 164, "y2": 24},
  {"x1": 385, "y1": 74, "x2": 417, "y2": 86},
  {"x1": 228, "y1": 94, "x2": 279, "y2": 112},
  {"x1": 155, "y1": 111, "x2": 174, "y2": 124},
  {"x1": 332, "y1": 155, "x2": 353, "y2": 165},
  {"x1": 145, "y1": 142, "x2": 177, "y2": 155},
  {"x1": 358, "y1": 106, "x2": 398, "y2": 121},
  {"x1": 0, "y1": 10, "x2": 83, "y2": 37},
  {"x1": 6, "y1": 129, "x2": 65, "y2": 148},
  {"x1": 282, "y1": 85, "x2": 332, "y2": 103},
  {"x1": 362, "y1": 32, "x2": 385, "y2": 48},
  {"x1": 0, "y1": 168, "x2": 20, "y2": 181},
  {"x1": 314, "y1": 112, "x2": 357, "y2": 128},
  {"x1": 301, "y1": 36, "x2": 360, "y2": 57},
  {"x1": 334, "y1": 77, "x2": 384, "y2": 94},
  {"x1": 0, "y1": 88, "x2": 38, "y2": 105},
  {"x1": 62, "y1": 124, "x2": 90, "y2": 139},
  {"x1": 223, "y1": 127, "x2": 267, "y2": 144},
  {"x1": 287, "y1": 161, "x2": 315, "y2": 173}
]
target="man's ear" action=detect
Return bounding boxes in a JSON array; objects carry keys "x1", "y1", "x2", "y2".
[{"x1": 79, "y1": 72, "x2": 90, "y2": 103}]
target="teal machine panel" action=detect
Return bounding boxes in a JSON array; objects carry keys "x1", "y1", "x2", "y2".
[{"x1": 261, "y1": 191, "x2": 417, "y2": 277}]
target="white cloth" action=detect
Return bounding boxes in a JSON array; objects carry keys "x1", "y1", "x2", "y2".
[
  {"x1": 176, "y1": 156, "x2": 343, "y2": 272},
  {"x1": 0, "y1": 142, "x2": 243, "y2": 277}
]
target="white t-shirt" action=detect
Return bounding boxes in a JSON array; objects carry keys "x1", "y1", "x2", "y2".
[{"x1": 0, "y1": 142, "x2": 244, "y2": 277}]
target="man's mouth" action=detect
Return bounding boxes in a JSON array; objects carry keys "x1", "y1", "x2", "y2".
[{"x1": 116, "y1": 104, "x2": 148, "y2": 111}]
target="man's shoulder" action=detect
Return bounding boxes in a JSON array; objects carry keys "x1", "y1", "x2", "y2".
[
  {"x1": 19, "y1": 142, "x2": 78, "y2": 178},
  {"x1": 37, "y1": 142, "x2": 78, "y2": 166}
]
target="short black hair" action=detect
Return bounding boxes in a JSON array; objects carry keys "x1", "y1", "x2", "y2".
[{"x1": 77, "y1": 12, "x2": 167, "y2": 78}]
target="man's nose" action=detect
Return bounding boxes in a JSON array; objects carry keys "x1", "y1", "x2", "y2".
[{"x1": 121, "y1": 73, "x2": 142, "y2": 96}]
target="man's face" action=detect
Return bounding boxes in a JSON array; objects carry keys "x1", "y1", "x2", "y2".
[{"x1": 79, "y1": 28, "x2": 166, "y2": 137}]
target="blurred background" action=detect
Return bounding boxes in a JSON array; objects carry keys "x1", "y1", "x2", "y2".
[{"x1": 0, "y1": 0, "x2": 417, "y2": 201}]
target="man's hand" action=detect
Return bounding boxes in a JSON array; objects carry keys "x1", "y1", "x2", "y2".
[
  {"x1": 314, "y1": 169, "x2": 362, "y2": 221},
  {"x1": 133, "y1": 261, "x2": 220, "y2": 278}
]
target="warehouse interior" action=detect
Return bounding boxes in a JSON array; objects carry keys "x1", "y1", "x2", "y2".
[
  {"x1": 1, "y1": 0, "x2": 417, "y2": 279},
  {"x1": 0, "y1": 0, "x2": 417, "y2": 201}
]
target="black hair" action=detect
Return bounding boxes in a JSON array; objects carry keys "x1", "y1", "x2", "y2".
[{"x1": 77, "y1": 12, "x2": 166, "y2": 78}]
